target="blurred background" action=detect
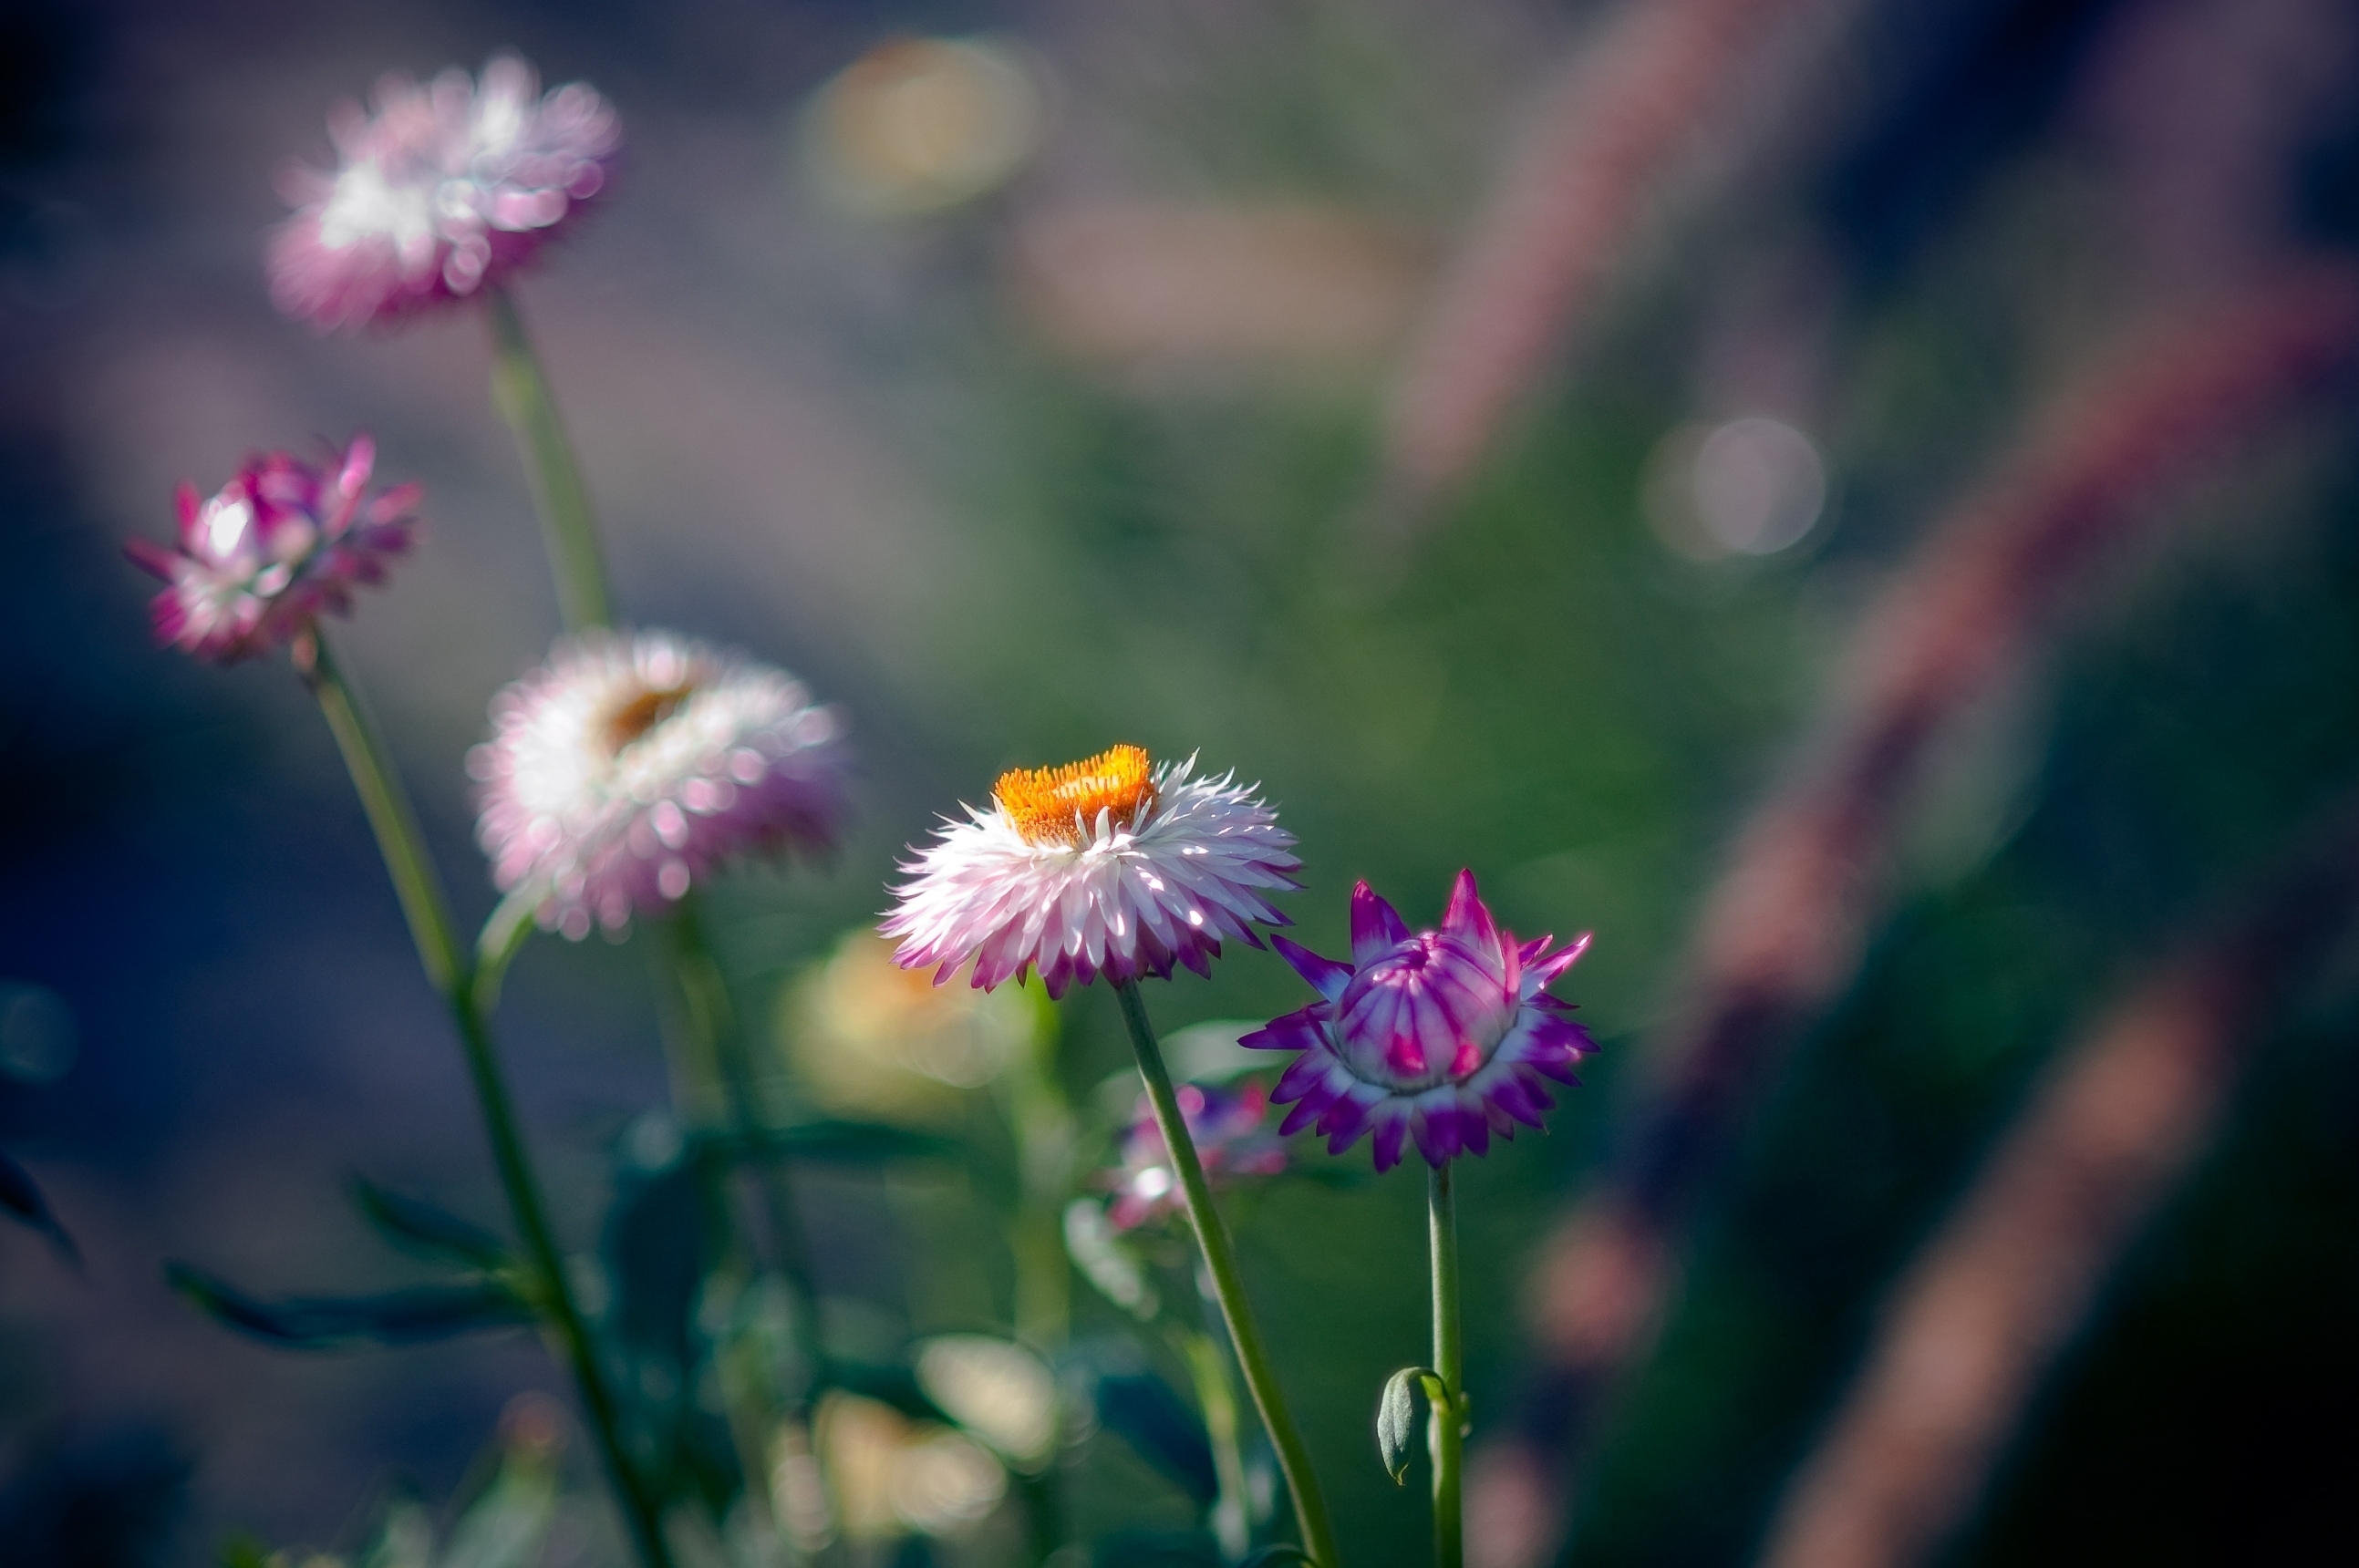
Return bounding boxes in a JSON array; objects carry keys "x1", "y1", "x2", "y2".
[{"x1": 5, "y1": 0, "x2": 2359, "y2": 1563}]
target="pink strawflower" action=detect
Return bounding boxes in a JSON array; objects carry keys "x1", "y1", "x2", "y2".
[
  {"x1": 1241, "y1": 871, "x2": 1594, "y2": 1172},
  {"x1": 1105, "y1": 1079, "x2": 1288, "y2": 1231},
  {"x1": 125, "y1": 436, "x2": 418, "y2": 664},
  {"x1": 471, "y1": 631, "x2": 850, "y2": 938},
  {"x1": 880, "y1": 747, "x2": 1299, "y2": 1000},
  {"x1": 269, "y1": 55, "x2": 619, "y2": 331}
]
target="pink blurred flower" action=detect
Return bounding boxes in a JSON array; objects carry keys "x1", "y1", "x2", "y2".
[
  {"x1": 269, "y1": 55, "x2": 619, "y2": 331},
  {"x1": 1105, "y1": 1078, "x2": 1288, "y2": 1231},
  {"x1": 1242, "y1": 871, "x2": 1594, "y2": 1172},
  {"x1": 125, "y1": 436, "x2": 418, "y2": 664},
  {"x1": 881, "y1": 747, "x2": 1299, "y2": 1000},
  {"x1": 471, "y1": 631, "x2": 850, "y2": 938}
]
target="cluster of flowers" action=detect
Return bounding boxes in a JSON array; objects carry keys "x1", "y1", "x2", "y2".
[
  {"x1": 124, "y1": 49, "x2": 1598, "y2": 1565},
  {"x1": 136, "y1": 53, "x2": 1599, "y2": 1176}
]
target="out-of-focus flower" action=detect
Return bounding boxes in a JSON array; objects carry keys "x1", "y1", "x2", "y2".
[
  {"x1": 805, "y1": 36, "x2": 1046, "y2": 217},
  {"x1": 125, "y1": 437, "x2": 417, "y2": 664},
  {"x1": 269, "y1": 55, "x2": 619, "y2": 331},
  {"x1": 1105, "y1": 1079, "x2": 1288, "y2": 1231},
  {"x1": 1009, "y1": 202, "x2": 1429, "y2": 376},
  {"x1": 916, "y1": 1335, "x2": 1059, "y2": 1470},
  {"x1": 1243, "y1": 871, "x2": 1593, "y2": 1172},
  {"x1": 816, "y1": 1391, "x2": 1005, "y2": 1542},
  {"x1": 471, "y1": 631, "x2": 848, "y2": 938},
  {"x1": 882, "y1": 746, "x2": 1298, "y2": 999},
  {"x1": 1062, "y1": 1197, "x2": 1159, "y2": 1319},
  {"x1": 784, "y1": 928, "x2": 1035, "y2": 1124}
]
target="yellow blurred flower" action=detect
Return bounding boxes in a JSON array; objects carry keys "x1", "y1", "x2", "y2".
[
  {"x1": 812, "y1": 1390, "x2": 1006, "y2": 1542},
  {"x1": 781, "y1": 926, "x2": 1039, "y2": 1123}
]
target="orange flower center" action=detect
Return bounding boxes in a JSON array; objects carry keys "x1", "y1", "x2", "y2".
[
  {"x1": 995, "y1": 745, "x2": 1159, "y2": 847},
  {"x1": 602, "y1": 683, "x2": 697, "y2": 755}
]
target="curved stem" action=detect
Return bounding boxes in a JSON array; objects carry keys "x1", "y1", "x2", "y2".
[
  {"x1": 301, "y1": 634, "x2": 673, "y2": 1568},
  {"x1": 1429, "y1": 1161, "x2": 1463, "y2": 1568},
  {"x1": 1114, "y1": 981, "x2": 1339, "y2": 1566},
  {"x1": 486, "y1": 284, "x2": 613, "y2": 632}
]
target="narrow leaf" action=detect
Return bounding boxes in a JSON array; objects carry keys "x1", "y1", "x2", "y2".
[
  {"x1": 706, "y1": 1119, "x2": 956, "y2": 1166},
  {"x1": 833, "y1": 1358, "x2": 954, "y2": 1423},
  {"x1": 166, "y1": 1263, "x2": 533, "y2": 1349},
  {"x1": 1377, "y1": 1365, "x2": 1439, "y2": 1484},
  {"x1": 0, "y1": 1146, "x2": 78, "y2": 1265},
  {"x1": 1096, "y1": 1372, "x2": 1219, "y2": 1505},
  {"x1": 351, "y1": 1179, "x2": 512, "y2": 1271}
]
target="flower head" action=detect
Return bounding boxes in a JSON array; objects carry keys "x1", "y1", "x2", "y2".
[
  {"x1": 1105, "y1": 1078, "x2": 1288, "y2": 1231},
  {"x1": 269, "y1": 55, "x2": 619, "y2": 331},
  {"x1": 1241, "y1": 870, "x2": 1593, "y2": 1171},
  {"x1": 881, "y1": 746, "x2": 1298, "y2": 999},
  {"x1": 126, "y1": 436, "x2": 418, "y2": 663},
  {"x1": 471, "y1": 630, "x2": 849, "y2": 937}
]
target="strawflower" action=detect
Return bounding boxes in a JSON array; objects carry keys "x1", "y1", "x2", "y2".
[
  {"x1": 126, "y1": 436, "x2": 418, "y2": 664},
  {"x1": 881, "y1": 746, "x2": 1299, "y2": 998},
  {"x1": 1105, "y1": 1078, "x2": 1288, "y2": 1231},
  {"x1": 270, "y1": 55, "x2": 619, "y2": 331},
  {"x1": 471, "y1": 630, "x2": 850, "y2": 938},
  {"x1": 1243, "y1": 870, "x2": 1594, "y2": 1172}
]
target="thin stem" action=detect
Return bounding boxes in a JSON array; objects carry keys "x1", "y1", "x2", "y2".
[
  {"x1": 486, "y1": 284, "x2": 613, "y2": 632},
  {"x1": 658, "y1": 897, "x2": 832, "y2": 1396},
  {"x1": 1429, "y1": 1161, "x2": 1464, "y2": 1568},
  {"x1": 1001, "y1": 1016, "x2": 1076, "y2": 1347},
  {"x1": 1114, "y1": 981, "x2": 1339, "y2": 1567},
  {"x1": 303, "y1": 636, "x2": 460, "y2": 993},
  {"x1": 300, "y1": 634, "x2": 674, "y2": 1568}
]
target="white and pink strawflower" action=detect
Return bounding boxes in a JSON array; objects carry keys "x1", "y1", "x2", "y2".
[
  {"x1": 882, "y1": 746, "x2": 1299, "y2": 999},
  {"x1": 126, "y1": 436, "x2": 418, "y2": 664},
  {"x1": 269, "y1": 55, "x2": 619, "y2": 331},
  {"x1": 1242, "y1": 871, "x2": 1594, "y2": 1172},
  {"x1": 1105, "y1": 1079, "x2": 1288, "y2": 1231},
  {"x1": 471, "y1": 631, "x2": 850, "y2": 939}
]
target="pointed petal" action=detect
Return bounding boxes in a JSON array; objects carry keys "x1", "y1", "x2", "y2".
[
  {"x1": 1272, "y1": 934, "x2": 1354, "y2": 1000},
  {"x1": 1350, "y1": 882, "x2": 1410, "y2": 967}
]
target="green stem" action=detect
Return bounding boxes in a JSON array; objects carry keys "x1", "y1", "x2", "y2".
[
  {"x1": 486, "y1": 284, "x2": 613, "y2": 632},
  {"x1": 1002, "y1": 1017, "x2": 1076, "y2": 1347},
  {"x1": 1114, "y1": 982, "x2": 1338, "y2": 1567},
  {"x1": 1429, "y1": 1161, "x2": 1463, "y2": 1568},
  {"x1": 658, "y1": 897, "x2": 832, "y2": 1397},
  {"x1": 300, "y1": 634, "x2": 673, "y2": 1568}
]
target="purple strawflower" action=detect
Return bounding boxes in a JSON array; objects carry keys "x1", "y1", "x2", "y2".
[
  {"x1": 1241, "y1": 870, "x2": 1593, "y2": 1172},
  {"x1": 269, "y1": 55, "x2": 619, "y2": 332},
  {"x1": 471, "y1": 631, "x2": 850, "y2": 938},
  {"x1": 125, "y1": 436, "x2": 418, "y2": 664},
  {"x1": 1105, "y1": 1079, "x2": 1288, "y2": 1231}
]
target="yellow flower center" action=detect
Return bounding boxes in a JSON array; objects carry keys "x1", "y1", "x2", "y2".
[
  {"x1": 602, "y1": 682, "x2": 697, "y2": 755},
  {"x1": 994, "y1": 745, "x2": 1159, "y2": 847}
]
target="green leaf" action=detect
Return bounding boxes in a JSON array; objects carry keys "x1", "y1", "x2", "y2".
[
  {"x1": 704, "y1": 1119, "x2": 956, "y2": 1166},
  {"x1": 350, "y1": 1179, "x2": 512, "y2": 1272},
  {"x1": 1239, "y1": 1549, "x2": 1320, "y2": 1567},
  {"x1": 0, "y1": 1146, "x2": 78, "y2": 1265},
  {"x1": 1095, "y1": 1371, "x2": 1217, "y2": 1505},
  {"x1": 832, "y1": 1357, "x2": 954, "y2": 1423},
  {"x1": 1377, "y1": 1365, "x2": 1444, "y2": 1484},
  {"x1": 166, "y1": 1263, "x2": 533, "y2": 1349}
]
